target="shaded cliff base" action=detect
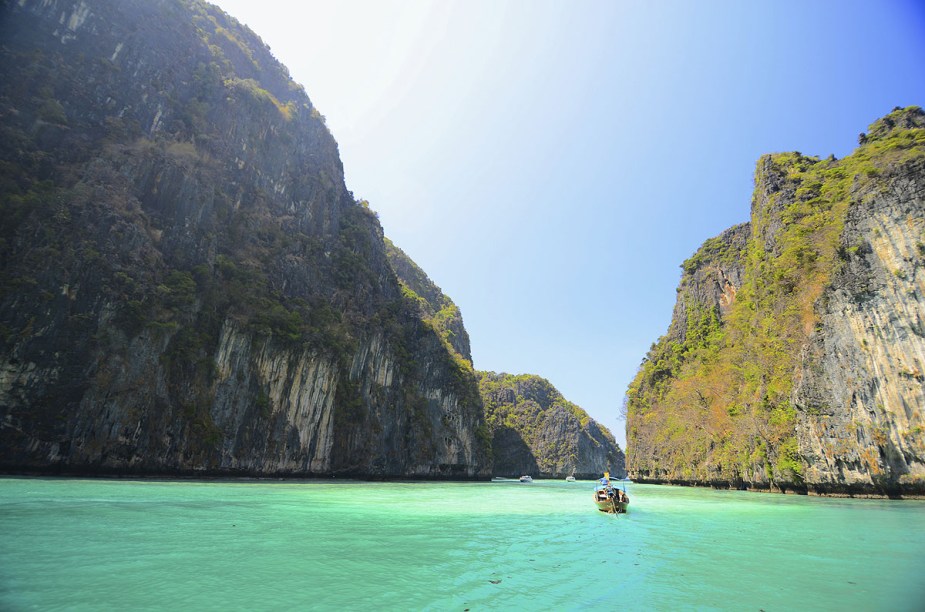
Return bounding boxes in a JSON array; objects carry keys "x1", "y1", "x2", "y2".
[{"x1": 630, "y1": 475, "x2": 925, "y2": 499}]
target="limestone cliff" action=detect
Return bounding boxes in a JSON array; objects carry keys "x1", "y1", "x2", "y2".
[
  {"x1": 479, "y1": 372, "x2": 624, "y2": 479},
  {"x1": 793, "y1": 116, "x2": 925, "y2": 494},
  {"x1": 0, "y1": 0, "x2": 490, "y2": 478},
  {"x1": 626, "y1": 107, "x2": 925, "y2": 496},
  {"x1": 379, "y1": 243, "x2": 625, "y2": 479}
]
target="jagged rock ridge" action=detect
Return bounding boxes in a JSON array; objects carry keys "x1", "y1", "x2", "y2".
[
  {"x1": 626, "y1": 107, "x2": 925, "y2": 496},
  {"x1": 0, "y1": 0, "x2": 490, "y2": 478}
]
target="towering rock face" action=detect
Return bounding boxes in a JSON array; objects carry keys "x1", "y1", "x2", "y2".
[
  {"x1": 793, "y1": 121, "x2": 925, "y2": 494},
  {"x1": 626, "y1": 107, "x2": 925, "y2": 496},
  {"x1": 479, "y1": 372, "x2": 624, "y2": 479},
  {"x1": 0, "y1": 0, "x2": 490, "y2": 478}
]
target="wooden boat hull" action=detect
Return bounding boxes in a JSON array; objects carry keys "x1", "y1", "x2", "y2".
[{"x1": 593, "y1": 491, "x2": 629, "y2": 514}]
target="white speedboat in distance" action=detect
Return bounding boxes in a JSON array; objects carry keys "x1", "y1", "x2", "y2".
[{"x1": 519, "y1": 475, "x2": 533, "y2": 483}]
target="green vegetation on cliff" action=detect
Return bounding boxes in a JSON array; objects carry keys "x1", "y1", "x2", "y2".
[
  {"x1": 626, "y1": 106, "x2": 925, "y2": 490},
  {"x1": 0, "y1": 0, "x2": 490, "y2": 478},
  {"x1": 383, "y1": 238, "x2": 473, "y2": 370},
  {"x1": 381, "y1": 237, "x2": 623, "y2": 478},
  {"x1": 479, "y1": 372, "x2": 623, "y2": 478}
]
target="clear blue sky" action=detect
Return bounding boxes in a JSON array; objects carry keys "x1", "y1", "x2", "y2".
[{"x1": 214, "y1": 0, "x2": 925, "y2": 449}]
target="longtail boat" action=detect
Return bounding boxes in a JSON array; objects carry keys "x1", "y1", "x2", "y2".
[{"x1": 593, "y1": 472, "x2": 629, "y2": 514}]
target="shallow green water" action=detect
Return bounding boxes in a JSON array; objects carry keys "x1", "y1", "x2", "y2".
[{"x1": 1, "y1": 477, "x2": 923, "y2": 610}]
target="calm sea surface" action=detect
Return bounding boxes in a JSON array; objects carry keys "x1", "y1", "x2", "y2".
[{"x1": 1, "y1": 477, "x2": 923, "y2": 611}]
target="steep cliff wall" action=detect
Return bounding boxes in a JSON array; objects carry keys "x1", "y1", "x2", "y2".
[
  {"x1": 0, "y1": 0, "x2": 490, "y2": 478},
  {"x1": 383, "y1": 238, "x2": 473, "y2": 365},
  {"x1": 626, "y1": 107, "x2": 925, "y2": 496},
  {"x1": 381, "y1": 239, "x2": 623, "y2": 478},
  {"x1": 625, "y1": 225, "x2": 751, "y2": 486},
  {"x1": 479, "y1": 372, "x2": 624, "y2": 479},
  {"x1": 793, "y1": 122, "x2": 925, "y2": 494}
]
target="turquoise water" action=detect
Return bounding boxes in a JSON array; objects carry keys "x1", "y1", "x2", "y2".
[{"x1": 1, "y1": 478, "x2": 923, "y2": 611}]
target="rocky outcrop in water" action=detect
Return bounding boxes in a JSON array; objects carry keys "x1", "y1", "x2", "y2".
[
  {"x1": 479, "y1": 372, "x2": 624, "y2": 479},
  {"x1": 0, "y1": 0, "x2": 489, "y2": 478},
  {"x1": 626, "y1": 107, "x2": 925, "y2": 496}
]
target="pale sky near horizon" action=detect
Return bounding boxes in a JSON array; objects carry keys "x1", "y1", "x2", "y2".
[{"x1": 213, "y1": 0, "x2": 925, "y2": 450}]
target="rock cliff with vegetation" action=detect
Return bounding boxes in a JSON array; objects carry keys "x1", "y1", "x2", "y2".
[
  {"x1": 0, "y1": 0, "x2": 490, "y2": 478},
  {"x1": 479, "y1": 372, "x2": 624, "y2": 479},
  {"x1": 626, "y1": 107, "x2": 925, "y2": 496},
  {"x1": 383, "y1": 239, "x2": 472, "y2": 368},
  {"x1": 382, "y1": 242, "x2": 625, "y2": 478}
]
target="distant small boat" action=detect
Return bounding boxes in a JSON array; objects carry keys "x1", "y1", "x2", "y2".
[
  {"x1": 593, "y1": 472, "x2": 629, "y2": 514},
  {"x1": 519, "y1": 475, "x2": 533, "y2": 483},
  {"x1": 565, "y1": 476, "x2": 576, "y2": 482}
]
